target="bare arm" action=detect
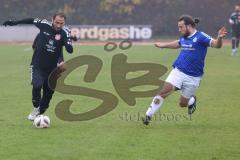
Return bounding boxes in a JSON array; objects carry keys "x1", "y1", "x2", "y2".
[
  {"x1": 154, "y1": 40, "x2": 180, "y2": 49},
  {"x1": 211, "y1": 27, "x2": 227, "y2": 48}
]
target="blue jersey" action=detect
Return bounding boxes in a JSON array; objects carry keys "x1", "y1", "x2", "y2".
[{"x1": 173, "y1": 31, "x2": 213, "y2": 77}]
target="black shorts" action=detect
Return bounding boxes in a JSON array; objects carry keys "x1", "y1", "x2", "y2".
[{"x1": 231, "y1": 30, "x2": 240, "y2": 38}]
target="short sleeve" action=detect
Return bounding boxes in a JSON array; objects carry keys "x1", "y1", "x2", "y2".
[
  {"x1": 199, "y1": 32, "x2": 213, "y2": 47},
  {"x1": 178, "y1": 38, "x2": 182, "y2": 46}
]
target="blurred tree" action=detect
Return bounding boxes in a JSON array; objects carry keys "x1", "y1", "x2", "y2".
[
  {"x1": 100, "y1": 0, "x2": 142, "y2": 14},
  {"x1": 1, "y1": 0, "x2": 239, "y2": 37}
]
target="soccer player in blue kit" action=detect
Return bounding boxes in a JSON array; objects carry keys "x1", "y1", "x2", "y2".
[
  {"x1": 143, "y1": 15, "x2": 227, "y2": 125},
  {"x1": 3, "y1": 12, "x2": 73, "y2": 121}
]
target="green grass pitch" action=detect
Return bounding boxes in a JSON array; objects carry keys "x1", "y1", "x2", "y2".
[{"x1": 0, "y1": 43, "x2": 239, "y2": 160}]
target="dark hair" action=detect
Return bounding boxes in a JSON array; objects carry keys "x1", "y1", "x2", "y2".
[
  {"x1": 178, "y1": 15, "x2": 200, "y2": 27},
  {"x1": 53, "y1": 12, "x2": 66, "y2": 20}
]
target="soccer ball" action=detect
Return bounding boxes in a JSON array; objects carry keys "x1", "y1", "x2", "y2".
[{"x1": 33, "y1": 115, "x2": 50, "y2": 128}]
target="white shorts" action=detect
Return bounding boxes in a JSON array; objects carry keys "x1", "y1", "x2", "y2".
[{"x1": 165, "y1": 68, "x2": 202, "y2": 98}]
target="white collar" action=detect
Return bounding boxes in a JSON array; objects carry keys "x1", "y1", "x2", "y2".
[{"x1": 188, "y1": 30, "x2": 197, "y2": 38}]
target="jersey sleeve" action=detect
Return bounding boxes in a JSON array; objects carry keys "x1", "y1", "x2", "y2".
[
  {"x1": 58, "y1": 48, "x2": 64, "y2": 63},
  {"x1": 229, "y1": 13, "x2": 236, "y2": 25},
  {"x1": 199, "y1": 32, "x2": 213, "y2": 47},
  {"x1": 62, "y1": 27, "x2": 73, "y2": 53},
  {"x1": 33, "y1": 18, "x2": 51, "y2": 30},
  {"x1": 32, "y1": 33, "x2": 39, "y2": 50},
  {"x1": 229, "y1": 14, "x2": 235, "y2": 24},
  {"x1": 178, "y1": 38, "x2": 182, "y2": 46}
]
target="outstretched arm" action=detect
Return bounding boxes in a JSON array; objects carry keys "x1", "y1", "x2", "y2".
[
  {"x1": 3, "y1": 18, "x2": 34, "y2": 26},
  {"x1": 211, "y1": 27, "x2": 227, "y2": 48},
  {"x1": 154, "y1": 40, "x2": 180, "y2": 49}
]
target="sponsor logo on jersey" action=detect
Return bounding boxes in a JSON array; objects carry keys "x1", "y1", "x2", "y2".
[
  {"x1": 49, "y1": 39, "x2": 54, "y2": 45},
  {"x1": 193, "y1": 37, "x2": 197, "y2": 42}
]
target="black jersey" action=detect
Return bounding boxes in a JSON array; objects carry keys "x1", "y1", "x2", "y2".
[
  {"x1": 31, "y1": 18, "x2": 73, "y2": 70},
  {"x1": 229, "y1": 12, "x2": 240, "y2": 33},
  {"x1": 31, "y1": 33, "x2": 64, "y2": 65}
]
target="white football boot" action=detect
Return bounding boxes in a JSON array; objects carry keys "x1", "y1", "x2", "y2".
[
  {"x1": 28, "y1": 107, "x2": 40, "y2": 121},
  {"x1": 232, "y1": 49, "x2": 238, "y2": 56}
]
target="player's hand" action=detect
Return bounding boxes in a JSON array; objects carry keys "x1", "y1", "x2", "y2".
[
  {"x1": 217, "y1": 27, "x2": 227, "y2": 38},
  {"x1": 57, "y1": 62, "x2": 67, "y2": 73},
  {"x1": 154, "y1": 42, "x2": 164, "y2": 48},
  {"x1": 2, "y1": 20, "x2": 18, "y2": 26},
  {"x1": 71, "y1": 36, "x2": 78, "y2": 42}
]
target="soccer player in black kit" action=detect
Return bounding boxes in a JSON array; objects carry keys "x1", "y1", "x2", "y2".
[
  {"x1": 3, "y1": 12, "x2": 73, "y2": 121},
  {"x1": 229, "y1": 5, "x2": 240, "y2": 56}
]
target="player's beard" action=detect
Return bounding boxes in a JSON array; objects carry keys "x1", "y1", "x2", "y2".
[
  {"x1": 52, "y1": 24, "x2": 62, "y2": 31},
  {"x1": 182, "y1": 29, "x2": 191, "y2": 37},
  {"x1": 53, "y1": 26, "x2": 61, "y2": 31}
]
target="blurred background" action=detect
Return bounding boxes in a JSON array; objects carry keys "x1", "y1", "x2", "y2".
[{"x1": 0, "y1": 0, "x2": 239, "y2": 41}]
